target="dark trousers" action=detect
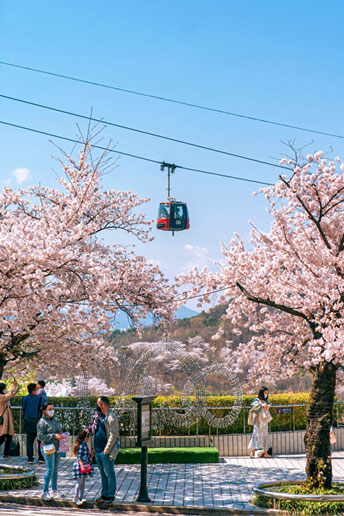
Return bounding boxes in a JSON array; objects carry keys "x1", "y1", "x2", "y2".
[
  {"x1": 0, "y1": 434, "x2": 12, "y2": 457},
  {"x1": 26, "y1": 432, "x2": 43, "y2": 461}
]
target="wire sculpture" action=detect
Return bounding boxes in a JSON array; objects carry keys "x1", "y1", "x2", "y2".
[
  {"x1": 75, "y1": 373, "x2": 90, "y2": 397},
  {"x1": 201, "y1": 363, "x2": 242, "y2": 427},
  {"x1": 117, "y1": 337, "x2": 242, "y2": 429}
]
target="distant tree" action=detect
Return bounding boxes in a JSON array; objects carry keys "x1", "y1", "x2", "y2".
[
  {"x1": 0, "y1": 131, "x2": 175, "y2": 378},
  {"x1": 179, "y1": 150, "x2": 344, "y2": 488}
]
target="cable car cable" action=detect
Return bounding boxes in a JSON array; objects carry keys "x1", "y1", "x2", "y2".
[
  {"x1": 119, "y1": 286, "x2": 233, "y2": 311},
  {"x1": 0, "y1": 119, "x2": 160, "y2": 165},
  {"x1": 112, "y1": 286, "x2": 232, "y2": 308},
  {"x1": 0, "y1": 119, "x2": 273, "y2": 186},
  {"x1": 0, "y1": 60, "x2": 342, "y2": 140},
  {"x1": 0, "y1": 93, "x2": 289, "y2": 171},
  {"x1": 166, "y1": 286, "x2": 232, "y2": 305},
  {"x1": 177, "y1": 164, "x2": 272, "y2": 184}
]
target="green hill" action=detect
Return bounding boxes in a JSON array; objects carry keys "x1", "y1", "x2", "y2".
[{"x1": 110, "y1": 304, "x2": 246, "y2": 346}]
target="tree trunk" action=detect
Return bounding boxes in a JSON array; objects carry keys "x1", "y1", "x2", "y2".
[
  {"x1": 0, "y1": 356, "x2": 7, "y2": 380},
  {"x1": 304, "y1": 361, "x2": 336, "y2": 488}
]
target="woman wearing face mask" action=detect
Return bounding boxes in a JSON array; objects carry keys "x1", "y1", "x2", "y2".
[
  {"x1": 248, "y1": 386, "x2": 272, "y2": 458},
  {"x1": 37, "y1": 403, "x2": 64, "y2": 500},
  {"x1": 0, "y1": 380, "x2": 18, "y2": 459}
]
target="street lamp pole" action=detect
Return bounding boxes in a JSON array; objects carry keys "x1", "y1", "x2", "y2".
[{"x1": 132, "y1": 395, "x2": 156, "y2": 503}]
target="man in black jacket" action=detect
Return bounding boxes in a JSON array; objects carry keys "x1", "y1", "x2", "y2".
[{"x1": 21, "y1": 383, "x2": 44, "y2": 463}]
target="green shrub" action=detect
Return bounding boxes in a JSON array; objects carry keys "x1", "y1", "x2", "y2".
[
  {"x1": 0, "y1": 470, "x2": 37, "y2": 491},
  {"x1": 253, "y1": 483, "x2": 344, "y2": 515},
  {"x1": 152, "y1": 393, "x2": 310, "y2": 435},
  {"x1": 10, "y1": 393, "x2": 344, "y2": 436}
]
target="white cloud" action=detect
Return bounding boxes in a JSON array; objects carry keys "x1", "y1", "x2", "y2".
[
  {"x1": 147, "y1": 258, "x2": 163, "y2": 267},
  {"x1": 12, "y1": 168, "x2": 30, "y2": 184},
  {"x1": 182, "y1": 244, "x2": 211, "y2": 272},
  {"x1": 184, "y1": 244, "x2": 208, "y2": 259},
  {"x1": 147, "y1": 258, "x2": 168, "y2": 270}
]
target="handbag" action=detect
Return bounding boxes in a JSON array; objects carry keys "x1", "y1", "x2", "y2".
[
  {"x1": 247, "y1": 409, "x2": 257, "y2": 426},
  {"x1": 43, "y1": 443, "x2": 56, "y2": 455},
  {"x1": 79, "y1": 461, "x2": 92, "y2": 474},
  {"x1": 0, "y1": 406, "x2": 8, "y2": 425},
  {"x1": 9, "y1": 437, "x2": 20, "y2": 457},
  {"x1": 261, "y1": 409, "x2": 273, "y2": 424}
]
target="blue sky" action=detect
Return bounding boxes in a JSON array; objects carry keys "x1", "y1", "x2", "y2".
[{"x1": 1, "y1": 1, "x2": 343, "y2": 308}]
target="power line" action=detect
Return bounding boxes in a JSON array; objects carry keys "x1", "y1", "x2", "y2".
[
  {"x1": 0, "y1": 120, "x2": 160, "y2": 165},
  {"x1": 0, "y1": 93, "x2": 289, "y2": 171},
  {"x1": 0, "y1": 60, "x2": 342, "y2": 140},
  {"x1": 172, "y1": 286, "x2": 231, "y2": 305},
  {"x1": 0, "y1": 119, "x2": 273, "y2": 186},
  {"x1": 120, "y1": 286, "x2": 232, "y2": 308},
  {"x1": 136, "y1": 286, "x2": 231, "y2": 309}
]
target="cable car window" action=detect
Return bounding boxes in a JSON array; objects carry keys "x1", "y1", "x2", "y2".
[
  {"x1": 170, "y1": 203, "x2": 187, "y2": 229},
  {"x1": 174, "y1": 205, "x2": 184, "y2": 224},
  {"x1": 158, "y1": 203, "x2": 169, "y2": 219}
]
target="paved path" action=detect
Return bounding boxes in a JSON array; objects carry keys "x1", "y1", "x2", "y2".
[
  {"x1": 0, "y1": 504, "x2": 156, "y2": 516},
  {"x1": 0, "y1": 452, "x2": 344, "y2": 513}
]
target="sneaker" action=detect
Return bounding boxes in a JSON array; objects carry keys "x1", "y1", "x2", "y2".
[
  {"x1": 73, "y1": 497, "x2": 83, "y2": 506},
  {"x1": 41, "y1": 492, "x2": 52, "y2": 500},
  {"x1": 2, "y1": 456, "x2": 9, "y2": 460},
  {"x1": 103, "y1": 497, "x2": 114, "y2": 505},
  {"x1": 96, "y1": 497, "x2": 106, "y2": 504},
  {"x1": 27, "y1": 459, "x2": 34, "y2": 464},
  {"x1": 38, "y1": 458, "x2": 45, "y2": 463},
  {"x1": 51, "y1": 490, "x2": 64, "y2": 499}
]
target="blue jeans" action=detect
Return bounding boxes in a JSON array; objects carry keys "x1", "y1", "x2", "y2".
[
  {"x1": 95, "y1": 452, "x2": 116, "y2": 499},
  {"x1": 42, "y1": 449, "x2": 60, "y2": 492}
]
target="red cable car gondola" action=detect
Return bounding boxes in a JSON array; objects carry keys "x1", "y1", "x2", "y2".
[
  {"x1": 157, "y1": 201, "x2": 190, "y2": 232},
  {"x1": 156, "y1": 162, "x2": 190, "y2": 235}
]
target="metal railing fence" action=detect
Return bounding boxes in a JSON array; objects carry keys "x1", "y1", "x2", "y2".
[{"x1": 10, "y1": 401, "x2": 344, "y2": 438}]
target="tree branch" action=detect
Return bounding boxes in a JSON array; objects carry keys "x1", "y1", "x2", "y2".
[{"x1": 236, "y1": 282, "x2": 309, "y2": 321}]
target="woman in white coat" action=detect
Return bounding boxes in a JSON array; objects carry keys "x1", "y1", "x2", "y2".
[{"x1": 248, "y1": 386, "x2": 272, "y2": 458}]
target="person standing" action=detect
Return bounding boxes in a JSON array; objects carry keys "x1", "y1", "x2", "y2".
[
  {"x1": 22, "y1": 383, "x2": 44, "y2": 463},
  {"x1": 36, "y1": 380, "x2": 47, "y2": 456},
  {"x1": 72, "y1": 430, "x2": 93, "y2": 506},
  {"x1": 0, "y1": 380, "x2": 18, "y2": 459},
  {"x1": 248, "y1": 386, "x2": 272, "y2": 458},
  {"x1": 37, "y1": 402, "x2": 64, "y2": 500},
  {"x1": 37, "y1": 381, "x2": 47, "y2": 405},
  {"x1": 89, "y1": 396, "x2": 119, "y2": 506}
]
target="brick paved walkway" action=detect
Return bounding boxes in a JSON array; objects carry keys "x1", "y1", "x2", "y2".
[{"x1": 1, "y1": 452, "x2": 344, "y2": 513}]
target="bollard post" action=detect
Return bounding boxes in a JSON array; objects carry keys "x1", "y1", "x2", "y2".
[{"x1": 132, "y1": 395, "x2": 156, "y2": 503}]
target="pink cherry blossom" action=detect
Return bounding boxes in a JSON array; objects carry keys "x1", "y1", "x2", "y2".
[
  {"x1": 0, "y1": 134, "x2": 176, "y2": 378},
  {"x1": 178, "y1": 152, "x2": 344, "y2": 487}
]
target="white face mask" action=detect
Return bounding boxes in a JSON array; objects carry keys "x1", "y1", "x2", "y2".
[
  {"x1": 264, "y1": 394, "x2": 268, "y2": 399},
  {"x1": 47, "y1": 409, "x2": 55, "y2": 418}
]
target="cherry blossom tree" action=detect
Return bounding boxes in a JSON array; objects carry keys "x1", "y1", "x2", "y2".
[
  {"x1": 45, "y1": 377, "x2": 114, "y2": 396},
  {"x1": 0, "y1": 132, "x2": 175, "y2": 379},
  {"x1": 179, "y1": 149, "x2": 344, "y2": 488}
]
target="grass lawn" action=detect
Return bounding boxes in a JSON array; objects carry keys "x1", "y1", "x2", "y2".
[{"x1": 115, "y1": 446, "x2": 219, "y2": 464}]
